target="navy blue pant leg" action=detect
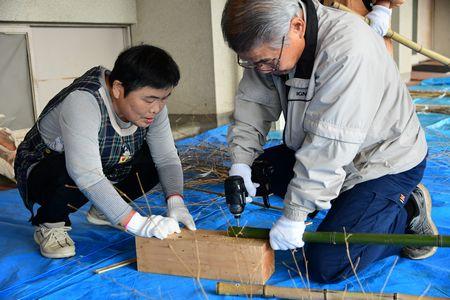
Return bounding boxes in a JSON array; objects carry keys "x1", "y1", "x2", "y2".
[
  {"x1": 253, "y1": 145, "x2": 426, "y2": 283},
  {"x1": 305, "y1": 159, "x2": 425, "y2": 283}
]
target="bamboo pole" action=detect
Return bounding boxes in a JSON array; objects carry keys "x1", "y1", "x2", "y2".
[
  {"x1": 216, "y1": 282, "x2": 447, "y2": 300},
  {"x1": 331, "y1": 2, "x2": 450, "y2": 66},
  {"x1": 227, "y1": 226, "x2": 450, "y2": 247}
]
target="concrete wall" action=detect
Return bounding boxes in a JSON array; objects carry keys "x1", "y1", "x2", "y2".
[
  {"x1": 210, "y1": 0, "x2": 238, "y2": 116},
  {"x1": 132, "y1": 0, "x2": 238, "y2": 118},
  {"x1": 433, "y1": 0, "x2": 450, "y2": 58},
  {"x1": 392, "y1": 2, "x2": 413, "y2": 81},
  {"x1": 132, "y1": 0, "x2": 216, "y2": 115},
  {"x1": 417, "y1": 0, "x2": 433, "y2": 51},
  {"x1": 409, "y1": 0, "x2": 434, "y2": 64},
  {"x1": 0, "y1": 0, "x2": 136, "y2": 24}
]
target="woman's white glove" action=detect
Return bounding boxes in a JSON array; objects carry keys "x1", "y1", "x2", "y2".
[
  {"x1": 229, "y1": 163, "x2": 259, "y2": 202},
  {"x1": 167, "y1": 195, "x2": 196, "y2": 231},
  {"x1": 269, "y1": 215, "x2": 305, "y2": 250},
  {"x1": 366, "y1": 5, "x2": 392, "y2": 36},
  {"x1": 126, "y1": 212, "x2": 180, "y2": 239}
]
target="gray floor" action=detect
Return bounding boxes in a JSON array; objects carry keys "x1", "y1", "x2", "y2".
[{"x1": 169, "y1": 113, "x2": 231, "y2": 140}]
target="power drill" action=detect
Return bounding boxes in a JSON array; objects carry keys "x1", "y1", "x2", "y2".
[
  {"x1": 224, "y1": 160, "x2": 274, "y2": 218},
  {"x1": 224, "y1": 176, "x2": 247, "y2": 218}
]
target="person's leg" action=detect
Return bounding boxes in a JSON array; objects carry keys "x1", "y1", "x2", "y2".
[
  {"x1": 27, "y1": 153, "x2": 86, "y2": 258},
  {"x1": 29, "y1": 153, "x2": 88, "y2": 226},
  {"x1": 304, "y1": 158, "x2": 426, "y2": 283}
]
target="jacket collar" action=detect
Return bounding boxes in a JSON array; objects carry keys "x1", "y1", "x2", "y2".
[{"x1": 294, "y1": 0, "x2": 319, "y2": 79}]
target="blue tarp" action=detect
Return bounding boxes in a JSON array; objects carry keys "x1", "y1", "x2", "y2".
[
  {"x1": 1, "y1": 79, "x2": 449, "y2": 299},
  {"x1": 409, "y1": 76, "x2": 450, "y2": 92},
  {"x1": 411, "y1": 76, "x2": 450, "y2": 108}
]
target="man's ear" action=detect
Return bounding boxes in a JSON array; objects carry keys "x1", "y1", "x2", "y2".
[
  {"x1": 111, "y1": 80, "x2": 124, "y2": 100},
  {"x1": 291, "y1": 16, "x2": 306, "y2": 39}
]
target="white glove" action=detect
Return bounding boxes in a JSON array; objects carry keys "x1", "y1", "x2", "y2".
[
  {"x1": 126, "y1": 212, "x2": 180, "y2": 239},
  {"x1": 167, "y1": 195, "x2": 196, "y2": 231},
  {"x1": 229, "y1": 163, "x2": 259, "y2": 202},
  {"x1": 269, "y1": 215, "x2": 306, "y2": 250},
  {"x1": 366, "y1": 5, "x2": 392, "y2": 36}
]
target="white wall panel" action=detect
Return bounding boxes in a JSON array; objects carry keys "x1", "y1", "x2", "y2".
[{"x1": 30, "y1": 26, "x2": 128, "y2": 114}]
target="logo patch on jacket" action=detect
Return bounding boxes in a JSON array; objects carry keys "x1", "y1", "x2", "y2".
[
  {"x1": 288, "y1": 87, "x2": 309, "y2": 101},
  {"x1": 119, "y1": 146, "x2": 131, "y2": 164},
  {"x1": 286, "y1": 78, "x2": 311, "y2": 102}
]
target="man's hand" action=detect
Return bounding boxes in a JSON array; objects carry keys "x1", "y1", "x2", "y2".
[
  {"x1": 389, "y1": 0, "x2": 405, "y2": 8},
  {"x1": 126, "y1": 212, "x2": 181, "y2": 239},
  {"x1": 167, "y1": 195, "x2": 197, "y2": 231},
  {"x1": 229, "y1": 163, "x2": 260, "y2": 202},
  {"x1": 375, "y1": 0, "x2": 405, "y2": 9},
  {"x1": 366, "y1": 5, "x2": 392, "y2": 36},
  {"x1": 269, "y1": 215, "x2": 305, "y2": 250}
]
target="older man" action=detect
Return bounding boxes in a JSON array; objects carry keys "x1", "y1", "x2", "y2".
[{"x1": 221, "y1": 0, "x2": 437, "y2": 283}]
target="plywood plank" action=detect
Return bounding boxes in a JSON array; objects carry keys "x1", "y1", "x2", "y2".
[{"x1": 136, "y1": 229, "x2": 274, "y2": 284}]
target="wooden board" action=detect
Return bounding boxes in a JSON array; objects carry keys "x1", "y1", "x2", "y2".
[{"x1": 135, "y1": 229, "x2": 274, "y2": 284}]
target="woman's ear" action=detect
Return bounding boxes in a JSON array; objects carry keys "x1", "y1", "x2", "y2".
[
  {"x1": 111, "y1": 80, "x2": 123, "y2": 100},
  {"x1": 291, "y1": 16, "x2": 306, "y2": 39}
]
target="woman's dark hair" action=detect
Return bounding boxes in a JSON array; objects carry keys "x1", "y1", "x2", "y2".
[{"x1": 109, "y1": 44, "x2": 180, "y2": 96}]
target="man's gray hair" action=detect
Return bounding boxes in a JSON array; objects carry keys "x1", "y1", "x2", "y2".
[{"x1": 221, "y1": 0, "x2": 302, "y2": 53}]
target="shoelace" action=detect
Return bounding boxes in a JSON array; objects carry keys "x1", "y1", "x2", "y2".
[{"x1": 42, "y1": 227, "x2": 73, "y2": 247}]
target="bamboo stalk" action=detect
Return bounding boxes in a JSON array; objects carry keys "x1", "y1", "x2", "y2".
[
  {"x1": 227, "y1": 226, "x2": 450, "y2": 247},
  {"x1": 331, "y1": 2, "x2": 450, "y2": 66},
  {"x1": 415, "y1": 105, "x2": 450, "y2": 115},
  {"x1": 216, "y1": 282, "x2": 446, "y2": 300},
  {"x1": 410, "y1": 91, "x2": 450, "y2": 98},
  {"x1": 94, "y1": 258, "x2": 137, "y2": 274}
]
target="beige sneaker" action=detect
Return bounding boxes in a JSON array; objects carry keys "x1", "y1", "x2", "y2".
[
  {"x1": 86, "y1": 205, "x2": 124, "y2": 230},
  {"x1": 34, "y1": 222, "x2": 75, "y2": 258}
]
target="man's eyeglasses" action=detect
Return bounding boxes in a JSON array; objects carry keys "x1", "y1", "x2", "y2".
[{"x1": 237, "y1": 36, "x2": 285, "y2": 73}]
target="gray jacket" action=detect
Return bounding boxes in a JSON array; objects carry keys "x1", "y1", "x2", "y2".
[{"x1": 227, "y1": 0, "x2": 427, "y2": 222}]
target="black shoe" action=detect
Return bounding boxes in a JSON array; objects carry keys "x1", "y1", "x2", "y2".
[{"x1": 401, "y1": 184, "x2": 438, "y2": 260}]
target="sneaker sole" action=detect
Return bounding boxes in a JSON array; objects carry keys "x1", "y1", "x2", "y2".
[
  {"x1": 86, "y1": 211, "x2": 113, "y2": 226},
  {"x1": 33, "y1": 232, "x2": 76, "y2": 259},
  {"x1": 40, "y1": 248, "x2": 75, "y2": 259},
  {"x1": 86, "y1": 212, "x2": 124, "y2": 230},
  {"x1": 410, "y1": 183, "x2": 438, "y2": 260}
]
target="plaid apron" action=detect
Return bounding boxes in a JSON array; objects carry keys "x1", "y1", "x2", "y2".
[{"x1": 15, "y1": 66, "x2": 147, "y2": 213}]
